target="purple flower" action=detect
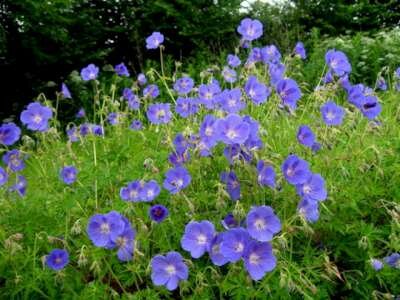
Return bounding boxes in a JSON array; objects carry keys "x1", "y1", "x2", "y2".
[
  {"x1": 151, "y1": 251, "x2": 188, "y2": 291},
  {"x1": 220, "y1": 227, "x2": 250, "y2": 262},
  {"x1": 269, "y1": 63, "x2": 285, "y2": 86},
  {"x1": 3, "y1": 149, "x2": 25, "y2": 172},
  {"x1": 181, "y1": 220, "x2": 215, "y2": 258},
  {"x1": 245, "y1": 76, "x2": 270, "y2": 105},
  {"x1": 261, "y1": 45, "x2": 281, "y2": 64},
  {"x1": 227, "y1": 54, "x2": 241, "y2": 68},
  {"x1": 395, "y1": 67, "x2": 400, "y2": 79},
  {"x1": 76, "y1": 108, "x2": 85, "y2": 119},
  {"x1": 282, "y1": 154, "x2": 311, "y2": 185},
  {"x1": 80, "y1": 64, "x2": 99, "y2": 81},
  {"x1": 237, "y1": 18, "x2": 263, "y2": 41},
  {"x1": 199, "y1": 115, "x2": 218, "y2": 148},
  {"x1": 147, "y1": 103, "x2": 172, "y2": 124},
  {"x1": 137, "y1": 73, "x2": 147, "y2": 85},
  {"x1": 243, "y1": 240, "x2": 276, "y2": 280},
  {"x1": 222, "y1": 67, "x2": 237, "y2": 83},
  {"x1": 294, "y1": 42, "x2": 306, "y2": 59},
  {"x1": 321, "y1": 101, "x2": 345, "y2": 126},
  {"x1": 325, "y1": 49, "x2": 351, "y2": 77},
  {"x1": 276, "y1": 78, "x2": 302, "y2": 110},
  {"x1": 256, "y1": 161, "x2": 275, "y2": 188},
  {"x1": 297, "y1": 199, "x2": 320, "y2": 223},
  {"x1": 220, "y1": 171, "x2": 241, "y2": 201},
  {"x1": 146, "y1": 32, "x2": 164, "y2": 49},
  {"x1": 246, "y1": 206, "x2": 281, "y2": 242},
  {"x1": 46, "y1": 249, "x2": 69, "y2": 271},
  {"x1": 109, "y1": 216, "x2": 136, "y2": 261},
  {"x1": 198, "y1": 82, "x2": 221, "y2": 109},
  {"x1": 376, "y1": 77, "x2": 387, "y2": 91},
  {"x1": 297, "y1": 125, "x2": 316, "y2": 148},
  {"x1": 0, "y1": 123, "x2": 21, "y2": 146},
  {"x1": 0, "y1": 167, "x2": 8, "y2": 186},
  {"x1": 143, "y1": 84, "x2": 159, "y2": 99},
  {"x1": 208, "y1": 233, "x2": 229, "y2": 266},
  {"x1": 120, "y1": 180, "x2": 142, "y2": 202},
  {"x1": 92, "y1": 125, "x2": 104, "y2": 136},
  {"x1": 174, "y1": 77, "x2": 194, "y2": 95},
  {"x1": 163, "y1": 166, "x2": 191, "y2": 194},
  {"x1": 107, "y1": 112, "x2": 120, "y2": 125},
  {"x1": 221, "y1": 213, "x2": 239, "y2": 230},
  {"x1": 61, "y1": 83, "x2": 72, "y2": 99},
  {"x1": 370, "y1": 259, "x2": 383, "y2": 271},
  {"x1": 360, "y1": 95, "x2": 381, "y2": 120},
  {"x1": 60, "y1": 166, "x2": 78, "y2": 185},
  {"x1": 10, "y1": 175, "x2": 27, "y2": 196},
  {"x1": 215, "y1": 114, "x2": 250, "y2": 145},
  {"x1": 218, "y1": 88, "x2": 245, "y2": 113},
  {"x1": 384, "y1": 253, "x2": 400, "y2": 268},
  {"x1": 296, "y1": 173, "x2": 327, "y2": 202},
  {"x1": 173, "y1": 133, "x2": 190, "y2": 154},
  {"x1": 114, "y1": 62, "x2": 130, "y2": 77},
  {"x1": 20, "y1": 102, "x2": 53, "y2": 132},
  {"x1": 130, "y1": 120, "x2": 143, "y2": 130},
  {"x1": 247, "y1": 47, "x2": 263, "y2": 64},
  {"x1": 139, "y1": 180, "x2": 160, "y2": 202},
  {"x1": 175, "y1": 97, "x2": 199, "y2": 118},
  {"x1": 149, "y1": 204, "x2": 169, "y2": 223},
  {"x1": 168, "y1": 150, "x2": 190, "y2": 167},
  {"x1": 87, "y1": 211, "x2": 125, "y2": 247}
]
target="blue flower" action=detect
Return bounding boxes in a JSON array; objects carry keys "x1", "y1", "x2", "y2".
[
  {"x1": 151, "y1": 251, "x2": 188, "y2": 291},
  {"x1": 227, "y1": 54, "x2": 241, "y2": 68},
  {"x1": 20, "y1": 102, "x2": 53, "y2": 132},
  {"x1": 325, "y1": 49, "x2": 351, "y2": 77},
  {"x1": 0, "y1": 123, "x2": 21, "y2": 146},
  {"x1": 181, "y1": 220, "x2": 215, "y2": 258},
  {"x1": 294, "y1": 42, "x2": 306, "y2": 59},
  {"x1": 296, "y1": 173, "x2": 327, "y2": 202},
  {"x1": 61, "y1": 83, "x2": 72, "y2": 99},
  {"x1": 174, "y1": 77, "x2": 194, "y2": 95},
  {"x1": 147, "y1": 103, "x2": 172, "y2": 124},
  {"x1": 321, "y1": 101, "x2": 345, "y2": 126},
  {"x1": 246, "y1": 206, "x2": 281, "y2": 242},
  {"x1": 80, "y1": 64, "x2": 99, "y2": 81},
  {"x1": 243, "y1": 240, "x2": 276, "y2": 280},
  {"x1": 282, "y1": 154, "x2": 311, "y2": 185},
  {"x1": 296, "y1": 125, "x2": 316, "y2": 148},
  {"x1": 276, "y1": 78, "x2": 301, "y2": 110},
  {"x1": 46, "y1": 249, "x2": 69, "y2": 271},
  {"x1": 114, "y1": 62, "x2": 130, "y2": 77},
  {"x1": 237, "y1": 18, "x2": 263, "y2": 41},
  {"x1": 60, "y1": 166, "x2": 78, "y2": 185},
  {"x1": 146, "y1": 32, "x2": 164, "y2": 49},
  {"x1": 163, "y1": 167, "x2": 191, "y2": 194}
]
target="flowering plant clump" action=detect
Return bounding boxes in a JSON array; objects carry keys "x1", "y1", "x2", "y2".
[{"x1": 0, "y1": 19, "x2": 398, "y2": 299}]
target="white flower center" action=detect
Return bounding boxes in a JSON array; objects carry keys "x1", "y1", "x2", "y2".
[
  {"x1": 197, "y1": 234, "x2": 207, "y2": 245},
  {"x1": 326, "y1": 111, "x2": 335, "y2": 121},
  {"x1": 235, "y1": 242, "x2": 244, "y2": 253},
  {"x1": 205, "y1": 127, "x2": 213, "y2": 136},
  {"x1": 303, "y1": 184, "x2": 312, "y2": 194},
  {"x1": 249, "y1": 253, "x2": 260, "y2": 265},
  {"x1": 33, "y1": 114, "x2": 43, "y2": 124},
  {"x1": 226, "y1": 129, "x2": 237, "y2": 139},
  {"x1": 166, "y1": 264, "x2": 176, "y2": 275},
  {"x1": 100, "y1": 223, "x2": 110, "y2": 234},
  {"x1": 254, "y1": 218, "x2": 266, "y2": 230}
]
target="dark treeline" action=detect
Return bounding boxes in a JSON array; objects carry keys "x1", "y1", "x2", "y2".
[{"x1": 1, "y1": 0, "x2": 399, "y2": 119}]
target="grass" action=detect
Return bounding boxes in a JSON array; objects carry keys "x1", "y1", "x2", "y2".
[{"x1": 0, "y1": 54, "x2": 399, "y2": 300}]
